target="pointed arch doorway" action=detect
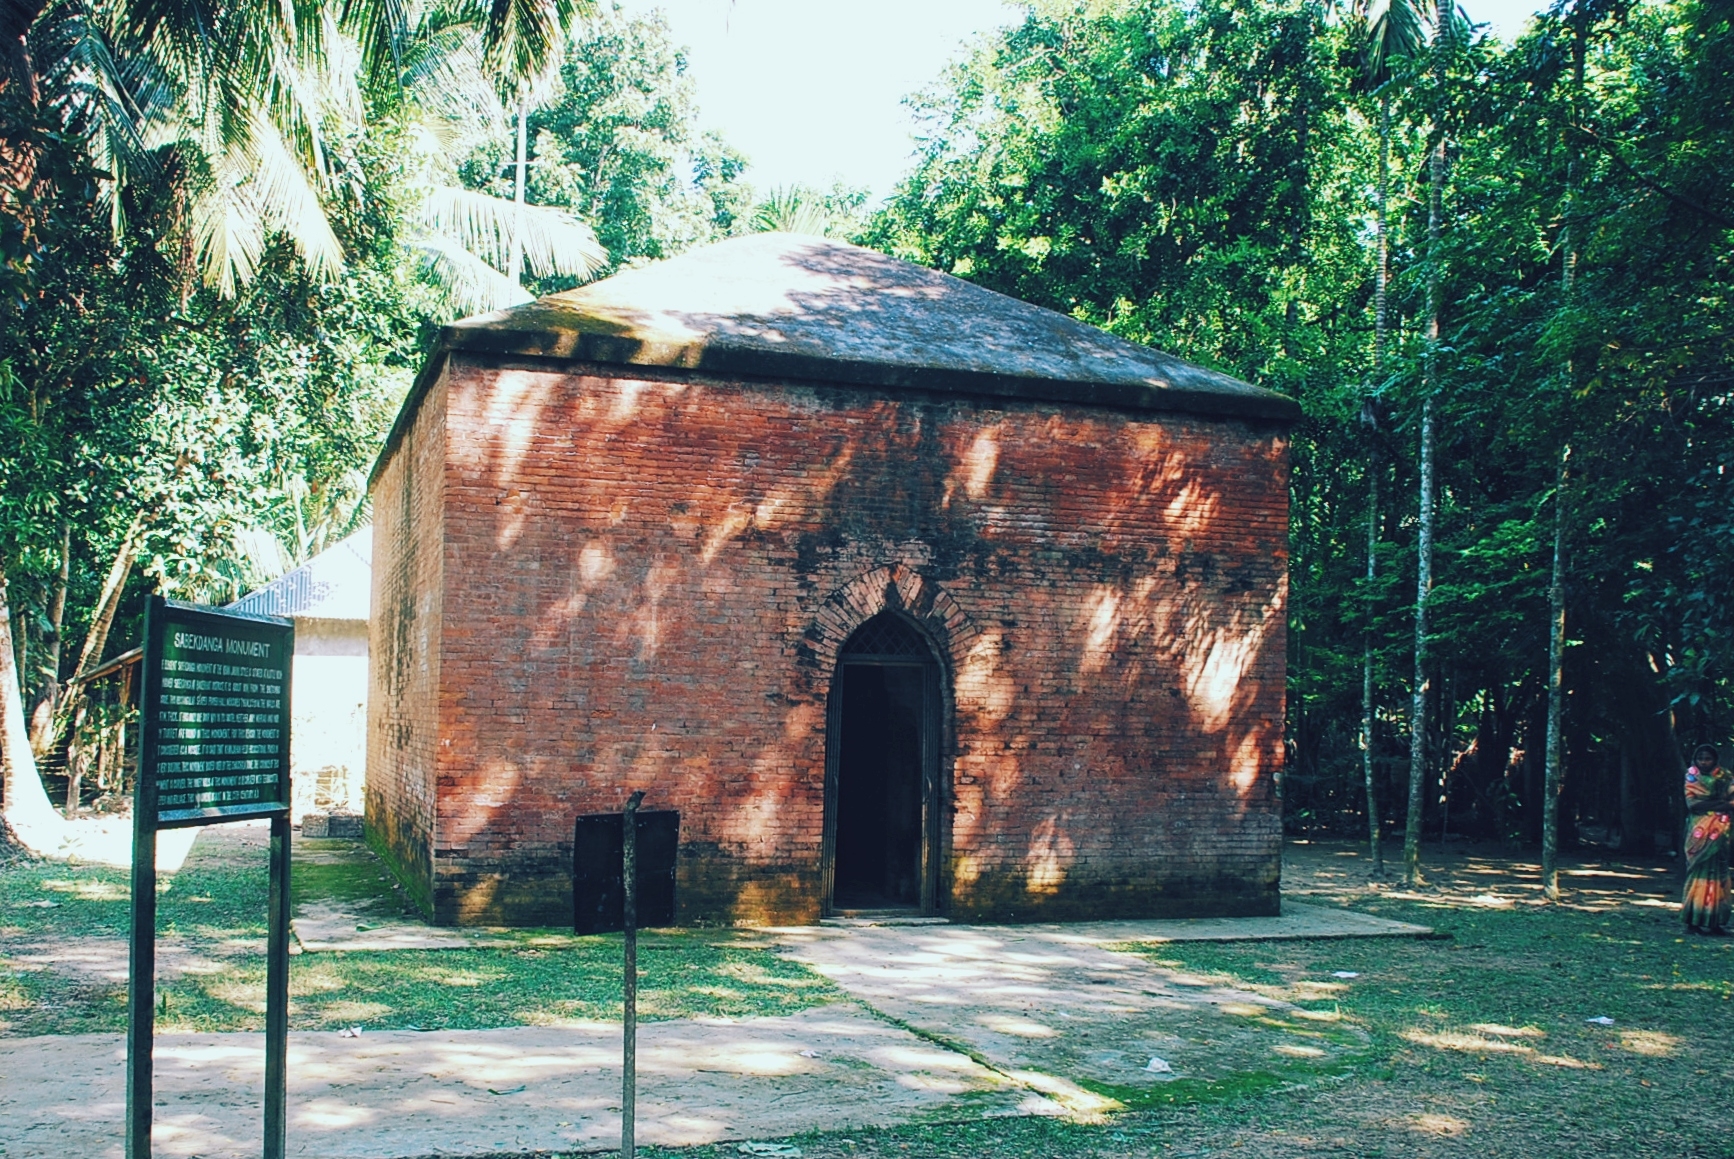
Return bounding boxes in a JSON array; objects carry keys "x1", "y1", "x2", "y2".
[{"x1": 823, "y1": 612, "x2": 944, "y2": 916}]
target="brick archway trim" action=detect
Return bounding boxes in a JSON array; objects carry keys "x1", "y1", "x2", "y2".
[{"x1": 806, "y1": 564, "x2": 980, "y2": 673}]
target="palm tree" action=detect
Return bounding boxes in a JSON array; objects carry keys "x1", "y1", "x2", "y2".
[
  {"x1": 6, "y1": 0, "x2": 597, "y2": 298},
  {"x1": 1, "y1": 0, "x2": 603, "y2": 846},
  {"x1": 751, "y1": 186, "x2": 836, "y2": 237},
  {"x1": 414, "y1": 183, "x2": 607, "y2": 313},
  {"x1": 10, "y1": 0, "x2": 361, "y2": 298},
  {"x1": 1362, "y1": 1, "x2": 1429, "y2": 382},
  {"x1": 393, "y1": 9, "x2": 605, "y2": 314}
]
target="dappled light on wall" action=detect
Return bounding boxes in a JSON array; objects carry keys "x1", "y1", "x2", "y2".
[
  {"x1": 445, "y1": 759, "x2": 524, "y2": 847},
  {"x1": 953, "y1": 630, "x2": 1014, "y2": 727},
  {"x1": 1078, "y1": 588, "x2": 1121, "y2": 677},
  {"x1": 367, "y1": 233, "x2": 1296, "y2": 925},
  {"x1": 1182, "y1": 589, "x2": 1284, "y2": 735},
  {"x1": 943, "y1": 425, "x2": 1003, "y2": 507},
  {"x1": 623, "y1": 560, "x2": 681, "y2": 662},
  {"x1": 1024, "y1": 817, "x2": 1074, "y2": 896}
]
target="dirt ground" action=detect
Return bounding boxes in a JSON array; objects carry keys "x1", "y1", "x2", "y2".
[
  {"x1": 1280, "y1": 836, "x2": 1684, "y2": 912},
  {"x1": 0, "y1": 1006, "x2": 1052, "y2": 1157},
  {"x1": 4, "y1": 833, "x2": 1727, "y2": 1158},
  {"x1": 2, "y1": 827, "x2": 1424, "y2": 1158},
  {"x1": 662, "y1": 841, "x2": 1726, "y2": 1159},
  {"x1": 775, "y1": 911, "x2": 1387, "y2": 1114}
]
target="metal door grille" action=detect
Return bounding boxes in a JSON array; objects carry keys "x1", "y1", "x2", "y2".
[{"x1": 840, "y1": 613, "x2": 930, "y2": 659}]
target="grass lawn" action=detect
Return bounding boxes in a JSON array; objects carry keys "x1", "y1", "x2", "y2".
[
  {"x1": 6, "y1": 834, "x2": 1731, "y2": 1156},
  {"x1": 0, "y1": 826, "x2": 836, "y2": 1036},
  {"x1": 634, "y1": 844, "x2": 1734, "y2": 1159}
]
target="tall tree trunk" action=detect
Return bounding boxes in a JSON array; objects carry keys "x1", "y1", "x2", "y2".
[
  {"x1": 27, "y1": 518, "x2": 69, "y2": 754},
  {"x1": 9, "y1": 589, "x2": 23, "y2": 716},
  {"x1": 1405, "y1": 141, "x2": 1444, "y2": 885},
  {"x1": 64, "y1": 711, "x2": 82, "y2": 816},
  {"x1": 1544, "y1": 21, "x2": 1585, "y2": 900},
  {"x1": 1542, "y1": 438, "x2": 1572, "y2": 893},
  {"x1": 0, "y1": 558, "x2": 65, "y2": 848},
  {"x1": 174, "y1": 168, "x2": 196, "y2": 312},
  {"x1": 1363, "y1": 464, "x2": 1382, "y2": 873},
  {"x1": 1405, "y1": 0, "x2": 1453, "y2": 887},
  {"x1": 1437, "y1": 669, "x2": 1449, "y2": 845},
  {"x1": 1405, "y1": 388, "x2": 1435, "y2": 886},
  {"x1": 1363, "y1": 91, "x2": 1393, "y2": 877},
  {"x1": 507, "y1": 102, "x2": 528, "y2": 287},
  {"x1": 1375, "y1": 96, "x2": 1391, "y2": 369},
  {"x1": 70, "y1": 511, "x2": 144, "y2": 685}
]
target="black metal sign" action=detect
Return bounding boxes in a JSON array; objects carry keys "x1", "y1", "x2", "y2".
[
  {"x1": 573, "y1": 809, "x2": 678, "y2": 934},
  {"x1": 128, "y1": 596, "x2": 294, "y2": 1159}
]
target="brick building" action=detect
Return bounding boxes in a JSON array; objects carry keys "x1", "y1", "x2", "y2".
[{"x1": 367, "y1": 233, "x2": 1299, "y2": 927}]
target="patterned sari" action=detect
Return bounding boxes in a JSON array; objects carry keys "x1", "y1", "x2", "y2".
[{"x1": 1683, "y1": 763, "x2": 1733, "y2": 932}]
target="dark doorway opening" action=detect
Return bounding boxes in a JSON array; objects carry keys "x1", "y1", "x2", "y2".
[{"x1": 826, "y1": 613, "x2": 942, "y2": 914}]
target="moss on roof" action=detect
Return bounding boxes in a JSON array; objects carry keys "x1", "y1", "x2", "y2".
[{"x1": 374, "y1": 234, "x2": 1297, "y2": 484}]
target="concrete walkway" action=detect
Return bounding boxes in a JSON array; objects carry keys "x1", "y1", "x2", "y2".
[
  {"x1": 815, "y1": 902, "x2": 1430, "y2": 943},
  {"x1": 0, "y1": 905, "x2": 1426, "y2": 1158},
  {"x1": 773, "y1": 905, "x2": 1421, "y2": 1113}
]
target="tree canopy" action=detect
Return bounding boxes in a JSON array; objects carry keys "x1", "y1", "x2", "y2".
[
  {"x1": 871, "y1": 0, "x2": 1733, "y2": 852},
  {"x1": 0, "y1": 0, "x2": 1729, "y2": 862},
  {"x1": 0, "y1": 0, "x2": 800, "y2": 822}
]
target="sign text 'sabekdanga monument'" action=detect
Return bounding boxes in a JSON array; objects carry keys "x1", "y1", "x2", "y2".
[
  {"x1": 366, "y1": 234, "x2": 1299, "y2": 926},
  {"x1": 129, "y1": 598, "x2": 295, "y2": 1159}
]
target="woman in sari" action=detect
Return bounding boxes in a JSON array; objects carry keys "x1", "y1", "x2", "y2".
[{"x1": 1683, "y1": 744, "x2": 1732, "y2": 935}]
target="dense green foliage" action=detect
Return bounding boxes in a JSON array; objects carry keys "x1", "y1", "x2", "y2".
[
  {"x1": 871, "y1": 0, "x2": 1733, "y2": 849},
  {"x1": 1, "y1": 0, "x2": 1728, "y2": 852},
  {"x1": 0, "y1": 1, "x2": 796, "y2": 796},
  {"x1": 504, "y1": 6, "x2": 753, "y2": 271},
  {"x1": 1, "y1": 130, "x2": 435, "y2": 653}
]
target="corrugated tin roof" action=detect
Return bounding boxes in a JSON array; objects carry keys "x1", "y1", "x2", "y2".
[{"x1": 228, "y1": 527, "x2": 371, "y2": 621}]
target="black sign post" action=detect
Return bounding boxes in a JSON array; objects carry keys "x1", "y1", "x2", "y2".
[
  {"x1": 126, "y1": 596, "x2": 294, "y2": 1159},
  {"x1": 571, "y1": 800, "x2": 680, "y2": 1159},
  {"x1": 620, "y1": 790, "x2": 645, "y2": 1159}
]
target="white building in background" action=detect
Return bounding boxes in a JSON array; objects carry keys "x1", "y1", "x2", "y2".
[{"x1": 230, "y1": 527, "x2": 371, "y2": 821}]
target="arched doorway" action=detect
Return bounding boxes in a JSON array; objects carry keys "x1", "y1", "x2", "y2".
[{"x1": 823, "y1": 612, "x2": 944, "y2": 915}]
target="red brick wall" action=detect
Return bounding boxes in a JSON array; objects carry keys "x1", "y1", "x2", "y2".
[
  {"x1": 380, "y1": 354, "x2": 1288, "y2": 925},
  {"x1": 365, "y1": 373, "x2": 446, "y2": 915}
]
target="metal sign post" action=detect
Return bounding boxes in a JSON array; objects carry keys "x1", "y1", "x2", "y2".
[
  {"x1": 620, "y1": 789, "x2": 645, "y2": 1159},
  {"x1": 126, "y1": 596, "x2": 294, "y2": 1159}
]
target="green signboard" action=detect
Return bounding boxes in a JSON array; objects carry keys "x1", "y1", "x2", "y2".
[
  {"x1": 129, "y1": 597, "x2": 294, "y2": 1159},
  {"x1": 143, "y1": 602, "x2": 292, "y2": 826}
]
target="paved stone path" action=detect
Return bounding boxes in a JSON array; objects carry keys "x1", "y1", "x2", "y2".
[{"x1": 0, "y1": 905, "x2": 1426, "y2": 1158}]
